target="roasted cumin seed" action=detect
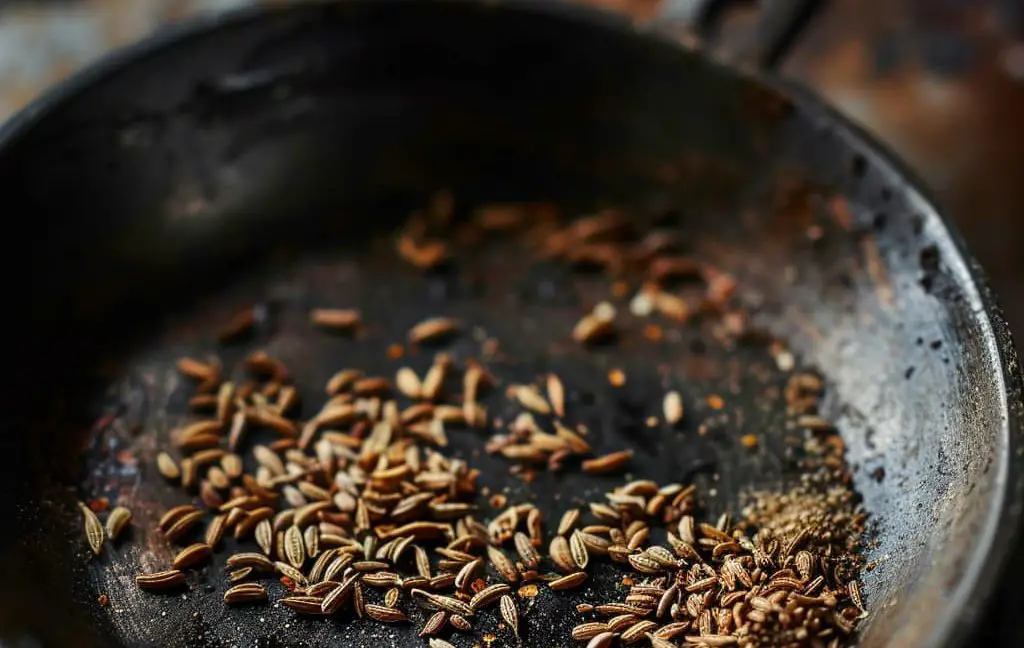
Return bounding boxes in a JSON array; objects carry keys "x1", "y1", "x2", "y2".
[
  {"x1": 105, "y1": 506, "x2": 132, "y2": 542},
  {"x1": 557, "y1": 508, "x2": 580, "y2": 536},
  {"x1": 663, "y1": 390, "x2": 683, "y2": 425},
  {"x1": 548, "y1": 571, "x2": 588, "y2": 590},
  {"x1": 449, "y1": 614, "x2": 473, "y2": 631},
  {"x1": 79, "y1": 503, "x2": 104, "y2": 555},
  {"x1": 310, "y1": 308, "x2": 362, "y2": 330},
  {"x1": 365, "y1": 603, "x2": 409, "y2": 623},
  {"x1": 135, "y1": 570, "x2": 186, "y2": 591},
  {"x1": 420, "y1": 610, "x2": 448, "y2": 637},
  {"x1": 223, "y1": 583, "x2": 268, "y2": 604},
  {"x1": 173, "y1": 543, "x2": 212, "y2": 569},
  {"x1": 156, "y1": 452, "x2": 180, "y2": 480},
  {"x1": 569, "y1": 529, "x2": 590, "y2": 570},
  {"x1": 499, "y1": 594, "x2": 519, "y2": 637},
  {"x1": 408, "y1": 317, "x2": 459, "y2": 344},
  {"x1": 487, "y1": 545, "x2": 519, "y2": 583},
  {"x1": 513, "y1": 531, "x2": 541, "y2": 568},
  {"x1": 582, "y1": 449, "x2": 633, "y2": 474}
]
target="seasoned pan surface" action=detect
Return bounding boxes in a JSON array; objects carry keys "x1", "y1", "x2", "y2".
[{"x1": 0, "y1": 2, "x2": 1020, "y2": 647}]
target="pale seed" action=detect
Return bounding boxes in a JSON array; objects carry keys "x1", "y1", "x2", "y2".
[{"x1": 105, "y1": 506, "x2": 132, "y2": 541}]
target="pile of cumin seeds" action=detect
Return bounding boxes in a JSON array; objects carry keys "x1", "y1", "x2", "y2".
[
  {"x1": 567, "y1": 467, "x2": 867, "y2": 648},
  {"x1": 82, "y1": 199, "x2": 870, "y2": 647}
]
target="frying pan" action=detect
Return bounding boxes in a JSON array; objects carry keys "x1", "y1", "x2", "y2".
[{"x1": 0, "y1": 1, "x2": 1021, "y2": 647}]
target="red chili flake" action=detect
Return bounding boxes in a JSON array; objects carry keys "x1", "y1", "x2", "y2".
[
  {"x1": 280, "y1": 576, "x2": 296, "y2": 590},
  {"x1": 88, "y1": 498, "x2": 110, "y2": 513},
  {"x1": 97, "y1": 593, "x2": 110, "y2": 606}
]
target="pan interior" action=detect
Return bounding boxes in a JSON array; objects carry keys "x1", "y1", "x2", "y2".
[{"x1": 0, "y1": 2, "x2": 1011, "y2": 647}]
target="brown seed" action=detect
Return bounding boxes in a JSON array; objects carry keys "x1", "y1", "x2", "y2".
[
  {"x1": 319, "y1": 580, "x2": 351, "y2": 615},
  {"x1": 365, "y1": 603, "x2": 410, "y2": 623},
  {"x1": 164, "y1": 510, "x2": 205, "y2": 543},
  {"x1": 310, "y1": 308, "x2": 362, "y2": 330},
  {"x1": 105, "y1": 506, "x2": 132, "y2": 541},
  {"x1": 173, "y1": 543, "x2": 212, "y2": 569},
  {"x1": 454, "y1": 558, "x2": 483, "y2": 591},
  {"x1": 275, "y1": 561, "x2": 307, "y2": 585},
  {"x1": 223, "y1": 583, "x2": 267, "y2": 604},
  {"x1": 227, "y1": 552, "x2": 275, "y2": 571},
  {"x1": 573, "y1": 314, "x2": 614, "y2": 344},
  {"x1": 428, "y1": 639, "x2": 455, "y2": 648},
  {"x1": 548, "y1": 571, "x2": 588, "y2": 590},
  {"x1": 253, "y1": 445, "x2": 285, "y2": 476},
  {"x1": 78, "y1": 503, "x2": 104, "y2": 555},
  {"x1": 135, "y1": 570, "x2": 186, "y2": 591},
  {"x1": 384, "y1": 587, "x2": 401, "y2": 608},
  {"x1": 569, "y1": 529, "x2": 590, "y2": 570},
  {"x1": 281, "y1": 596, "x2": 325, "y2": 614},
  {"x1": 205, "y1": 514, "x2": 228, "y2": 548},
  {"x1": 449, "y1": 614, "x2": 472, "y2": 631},
  {"x1": 395, "y1": 367, "x2": 423, "y2": 399},
  {"x1": 228, "y1": 567, "x2": 253, "y2": 582},
  {"x1": 546, "y1": 373, "x2": 566, "y2": 418},
  {"x1": 585, "y1": 631, "x2": 616, "y2": 648},
  {"x1": 469, "y1": 583, "x2": 511, "y2": 610},
  {"x1": 549, "y1": 536, "x2": 576, "y2": 573},
  {"x1": 285, "y1": 525, "x2": 306, "y2": 568},
  {"x1": 646, "y1": 634, "x2": 676, "y2": 648},
  {"x1": 512, "y1": 384, "x2": 551, "y2": 414},
  {"x1": 499, "y1": 594, "x2": 519, "y2": 637},
  {"x1": 513, "y1": 531, "x2": 541, "y2": 568},
  {"x1": 663, "y1": 390, "x2": 683, "y2": 425},
  {"x1": 157, "y1": 453, "x2": 180, "y2": 480},
  {"x1": 255, "y1": 519, "x2": 273, "y2": 555},
  {"x1": 557, "y1": 509, "x2": 580, "y2": 536},
  {"x1": 685, "y1": 636, "x2": 736, "y2": 647},
  {"x1": 411, "y1": 589, "x2": 474, "y2": 617},
  {"x1": 177, "y1": 356, "x2": 216, "y2": 380},
  {"x1": 420, "y1": 611, "x2": 448, "y2": 637},
  {"x1": 622, "y1": 620, "x2": 658, "y2": 644},
  {"x1": 849, "y1": 580, "x2": 865, "y2": 611},
  {"x1": 582, "y1": 449, "x2": 633, "y2": 474},
  {"x1": 627, "y1": 552, "x2": 663, "y2": 574},
  {"x1": 487, "y1": 545, "x2": 519, "y2": 583},
  {"x1": 408, "y1": 317, "x2": 459, "y2": 344},
  {"x1": 572, "y1": 622, "x2": 610, "y2": 640}
]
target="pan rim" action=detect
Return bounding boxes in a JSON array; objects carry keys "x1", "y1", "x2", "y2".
[{"x1": 0, "y1": 1, "x2": 1020, "y2": 646}]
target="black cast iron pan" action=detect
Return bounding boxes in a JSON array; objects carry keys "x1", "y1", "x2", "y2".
[{"x1": 0, "y1": 1, "x2": 1021, "y2": 647}]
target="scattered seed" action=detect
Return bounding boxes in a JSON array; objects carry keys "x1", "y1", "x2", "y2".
[
  {"x1": 421, "y1": 610, "x2": 448, "y2": 637},
  {"x1": 135, "y1": 570, "x2": 186, "y2": 591},
  {"x1": 569, "y1": 530, "x2": 590, "y2": 570},
  {"x1": 173, "y1": 543, "x2": 212, "y2": 569},
  {"x1": 499, "y1": 594, "x2": 519, "y2": 637},
  {"x1": 79, "y1": 502, "x2": 104, "y2": 555},
  {"x1": 663, "y1": 390, "x2": 683, "y2": 425},
  {"x1": 365, "y1": 603, "x2": 409, "y2": 623},
  {"x1": 396, "y1": 367, "x2": 423, "y2": 399},
  {"x1": 582, "y1": 449, "x2": 633, "y2": 474},
  {"x1": 156, "y1": 453, "x2": 180, "y2": 480},
  {"x1": 512, "y1": 384, "x2": 551, "y2": 414},
  {"x1": 549, "y1": 571, "x2": 588, "y2": 590},
  {"x1": 223, "y1": 583, "x2": 267, "y2": 604},
  {"x1": 409, "y1": 317, "x2": 459, "y2": 344},
  {"x1": 105, "y1": 506, "x2": 132, "y2": 541},
  {"x1": 310, "y1": 308, "x2": 362, "y2": 330}
]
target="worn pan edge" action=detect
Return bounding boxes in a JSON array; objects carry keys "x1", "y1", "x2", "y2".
[{"x1": 0, "y1": 1, "x2": 1020, "y2": 646}]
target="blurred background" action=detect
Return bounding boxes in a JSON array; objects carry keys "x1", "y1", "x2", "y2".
[{"x1": 1, "y1": 0, "x2": 1023, "y2": 331}]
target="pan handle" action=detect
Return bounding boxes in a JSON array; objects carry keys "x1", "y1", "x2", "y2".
[{"x1": 661, "y1": 0, "x2": 827, "y2": 71}]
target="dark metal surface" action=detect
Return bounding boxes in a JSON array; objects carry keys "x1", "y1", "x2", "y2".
[{"x1": 0, "y1": 1, "x2": 1020, "y2": 647}]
